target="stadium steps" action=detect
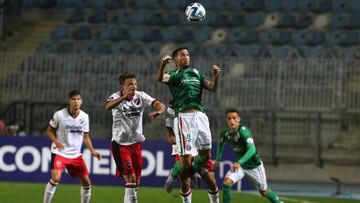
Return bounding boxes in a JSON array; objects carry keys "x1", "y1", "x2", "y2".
[{"x1": 3, "y1": 20, "x2": 63, "y2": 52}]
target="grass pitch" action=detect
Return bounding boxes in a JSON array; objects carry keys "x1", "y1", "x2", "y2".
[{"x1": 0, "y1": 181, "x2": 359, "y2": 203}]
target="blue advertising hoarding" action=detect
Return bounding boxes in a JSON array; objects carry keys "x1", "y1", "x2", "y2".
[{"x1": 0, "y1": 136, "x2": 253, "y2": 190}]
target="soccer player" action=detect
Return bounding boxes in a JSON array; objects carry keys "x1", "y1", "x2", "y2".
[
  {"x1": 214, "y1": 109, "x2": 283, "y2": 203},
  {"x1": 105, "y1": 72, "x2": 165, "y2": 203},
  {"x1": 43, "y1": 90, "x2": 102, "y2": 203},
  {"x1": 157, "y1": 47, "x2": 220, "y2": 202},
  {"x1": 165, "y1": 105, "x2": 219, "y2": 203}
]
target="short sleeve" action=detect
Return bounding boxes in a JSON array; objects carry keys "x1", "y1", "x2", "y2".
[
  {"x1": 49, "y1": 112, "x2": 59, "y2": 128},
  {"x1": 139, "y1": 91, "x2": 156, "y2": 107},
  {"x1": 240, "y1": 126, "x2": 254, "y2": 147},
  {"x1": 106, "y1": 92, "x2": 119, "y2": 102},
  {"x1": 83, "y1": 114, "x2": 90, "y2": 133}
]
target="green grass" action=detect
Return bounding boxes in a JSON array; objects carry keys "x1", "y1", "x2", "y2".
[{"x1": 0, "y1": 182, "x2": 359, "y2": 203}]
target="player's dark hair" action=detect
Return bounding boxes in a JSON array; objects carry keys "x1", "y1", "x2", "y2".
[
  {"x1": 68, "y1": 90, "x2": 81, "y2": 98},
  {"x1": 119, "y1": 72, "x2": 136, "y2": 86},
  {"x1": 226, "y1": 108, "x2": 239, "y2": 115},
  {"x1": 172, "y1": 47, "x2": 189, "y2": 58}
]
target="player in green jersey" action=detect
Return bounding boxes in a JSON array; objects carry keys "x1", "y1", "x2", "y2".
[
  {"x1": 214, "y1": 109, "x2": 283, "y2": 203},
  {"x1": 157, "y1": 47, "x2": 220, "y2": 203}
]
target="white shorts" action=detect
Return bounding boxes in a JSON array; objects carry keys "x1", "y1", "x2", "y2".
[
  {"x1": 225, "y1": 162, "x2": 268, "y2": 191},
  {"x1": 173, "y1": 111, "x2": 211, "y2": 156}
]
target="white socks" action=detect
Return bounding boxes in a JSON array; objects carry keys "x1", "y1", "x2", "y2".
[
  {"x1": 43, "y1": 180, "x2": 58, "y2": 203},
  {"x1": 208, "y1": 189, "x2": 219, "y2": 203},
  {"x1": 81, "y1": 185, "x2": 92, "y2": 203},
  {"x1": 124, "y1": 183, "x2": 138, "y2": 203},
  {"x1": 180, "y1": 189, "x2": 192, "y2": 203}
]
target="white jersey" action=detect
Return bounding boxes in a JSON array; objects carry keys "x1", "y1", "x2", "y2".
[
  {"x1": 49, "y1": 108, "x2": 89, "y2": 159},
  {"x1": 107, "y1": 91, "x2": 156, "y2": 145}
]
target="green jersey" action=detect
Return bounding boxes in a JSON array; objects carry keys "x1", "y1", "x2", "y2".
[
  {"x1": 167, "y1": 66, "x2": 205, "y2": 113},
  {"x1": 216, "y1": 123, "x2": 262, "y2": 169}
]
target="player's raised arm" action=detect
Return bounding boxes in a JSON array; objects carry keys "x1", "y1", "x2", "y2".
[
  {"x1": 156, "y1": 55, "x2": 172, "y2": 83},
  {"x1": 203, "y1": 65, "x2": 221, "y2": 92},
  {"x1": 149, "y1": 100, "x2": 166, "y2": 119}
]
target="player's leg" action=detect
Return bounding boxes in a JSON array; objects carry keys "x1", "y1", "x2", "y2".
[
  {"x1": 111, "y1": 141, "x2": 138, "y2": 203},
  {"x1": 222, "y1": 168, "x2": 245, "y2": 203},
  {"x1": 43, "y1": 154, "x2": 64, "y2": 203},
  {"x1": 201, "y1": 160, "x2": 219, "y2": 203},
  {"x1": 179, "y1": 172, "x2": 192, "y2": 203},
  {"x1": 193, "y1": 112, "x2": 212, "y2": 172},
  {"x1": 244, "y1": 163, "x2": 282, "y2": 203},
  {"x1": 68, "y1": 155, "x2": 92, "y2": 203}
]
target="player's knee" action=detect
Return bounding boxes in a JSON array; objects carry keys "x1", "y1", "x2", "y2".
[
  {"x1": 51, "y1": 177, "x2": 61, "y2": 184},
  {"x1": 259, "y1": 188, "x2": 268, "y2": 196},
  {"x1": 223, "y1": 178, "x2": 233, "y2": 186}
]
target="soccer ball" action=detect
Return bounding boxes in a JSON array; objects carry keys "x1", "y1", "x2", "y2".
[{"x1": 185, "y1": 2, "x2": 206, "y2": 22}]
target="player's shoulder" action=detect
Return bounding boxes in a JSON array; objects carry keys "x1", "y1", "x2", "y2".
[
  {"x1": 79, "y1": 109, "x2": 89, "y2": 118},
  {"x1": 54, "y1": 108, "x2": 67, "y2": 117},
  {"x1": 239, "y1": 124, "x2": 251, "y2": 135},
  {"x1": 107, "y1": 91, "x2": 120, "y2": 101}
]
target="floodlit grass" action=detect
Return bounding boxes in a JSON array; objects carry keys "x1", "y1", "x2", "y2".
[{"x1": 0, "y1": 182, "x2": 359, "y2": 203}]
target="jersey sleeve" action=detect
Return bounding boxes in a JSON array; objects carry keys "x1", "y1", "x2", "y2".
[
  {"x1": 215, "y1": 130, "x2": 227, "y2": 161},
  {"x1": 49, "y1": 112, "x2": 59, "y2": 128},
  {"x1": 83, "y1": 113, "x2": 90, "y2": 133},
  {"x1": 106, "y1": 92, "x2": 119, "y2": 102},
  {"x1": 238, "y1": 126, "x2": 256, "y2": 165},
  {"x1": 139, "y1": 91, "x2": 156, "y2": 107},
  {"x1": 167, "y1": 70, "x2": 177, "y2": 86}
]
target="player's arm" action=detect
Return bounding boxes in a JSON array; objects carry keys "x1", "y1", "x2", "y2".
[
  {"x1": 46, "y1": 125, "x2": 64, "y2": 150},
  {"x1": 237, "y1": 128, "x2": 256, "y2": 165},
  {"x1": 149, "y1": 100, "x2": 166, "y2": 119},
  {"x1": 105, "y1": 95, "x2": 126, "y2": 110},
  {"x1": 83, "y1": 132, "x2": 102, "y2": 160},
  {"x1": 203, "y1": 65, "x2": 221, "y2": 92},
  {"x1": 156, "y1": 55, "x2": 172, "y2": 83}
]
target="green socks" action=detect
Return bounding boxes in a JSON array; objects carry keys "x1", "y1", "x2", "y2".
[
  {"x1": 192, "y1": 155, "x2": 206, "y2": 171},
  {"x1": 171, "y1": 161, "x2": 182, "y2": 178},
  {"x1": 222, "y1": 184, "x2": 232, "y2": 203},
  {"x1": 265, "y1": 189, "x2": 281, "y2": 203}
]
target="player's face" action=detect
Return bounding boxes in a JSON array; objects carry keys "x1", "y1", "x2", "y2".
[
  {"x1": 226, "y1": 112, "x2": 240, "y2": 132},
  {"x1": 175, "y1": 49, "x2": 190, "y2": 68},
  {"x1": 68, "y1": 95, "x2": 82, "y2": 110},
  {"x1": 121, "y1": 78, "x2": 137, "y2": 98}
]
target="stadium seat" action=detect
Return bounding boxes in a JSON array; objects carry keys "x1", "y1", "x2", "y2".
[
  {"x1": 344, "y1": 15, "x2": 360, "y2": 30},
  {"x1": 297, "y1": 0, "x2": 316, "y2": 12},
  {"x1": 228, "y1": 13, "x2": 246, "y2": 27},
  {"x1": 129, "y1": 10, "x2": 147, "y2": 25},
  {"x1": 271, "y1": 46, "x2": 289, "y2": 58},
  {"x1": 339, "y1": 47, "x2": 359, "y2": 59},
  {"x1": 264, "y1": 0, "x2": 281, "y2": 12},
  {"x1": 314, "y1": 0, "x2": 332, "y2": 13},
  {"x1": 332, "y1": 0, "x2": 351, "y2": 13},
  {"x1": 205, "y1": 45, "x2": 227, "y2": 57},
  {"x1": 55, "y1": 41, "x2": 74, "y2": 53},
  {"x1": 212, "y1": 12, "x2": 232, "y2": 27},
  {"x1": 294, "y1": 15, "x2": 313, "y2": 29},
  {"x1": 88, "y1": 0, "x2": 106, "y2": 9},
  {"x1": 97, "y1": 26, "x2": 113, "y2": 41},
  {"x1": 143, "y1": 27, "x2": 162, "y2": 42},
  {"x1": 129, "y1": 27, "x2": 145, "y2": 41},
  {"x1": 259, "y1": 30, "x2": 276, "y2": 45},
  {"x1": 106, "y1": 0, "x2": 124, "y2": 9},
  {"x1": 243, "y1": 0, "x2": 265, "y2": 12},
  {"x1": 176, "y1": 28, "x2": 194, "y2": 43},
  {"x1": 329, "y1": 14, "x2": 350, "y2": 29},
  {"x1": 213, "y1": 0, "x2": 233, "y2": 11},
  {"x1": 146, "y1": 11, "x2": 165, "y2": 25},
  {"x1": 162, "y1": 11, "x2": 180, "y2": 26},
  {"x1": 80, "y1": 41, "x2": 96, "y2": 53},
  {"x1": 257, "y1": 46, "x2": 272, "y2": 58},
  {"x1": 193, "y1": 27, "x2": 211, "y2": 43},
  {"x1": 72, "y1": 26, "x2": 92, "y2": 40},
  {"x1": 245, "y1": 13, "x2": 264, "y2": 28},
  {"x1": 280, "y1": 0, "x2": 297, "y2": 12},
  {"x1": 273, "y1": 31, "x2": 292, "y2": 46},
  {"x1": 303, "y1": 46, "x2": 322, "y2": 58},
  {"x1": 162, "y1": 27, "x2": 178, "y2": 42},
  {"x1": 142, "y1": 43, "x2": 161, "y2": 57},
  {"x1": 111, "y1": 27, "x2": 128, "y2": 41},
  {"x1": 112, "y1": 10, "x2": 131, "y2": 25},
  {"x1": 239, "y1": 31, "x2": 258, "y2": 45},
  {"x1": 111, "y1": 42, "x2": 132, "y2": 54},
  {"x1": 95, "y1": 43, "x2": 112, "y2": 54},
  {"x1": 67, "y1": 9, "x2": 85, "y2": 23},
  {"x1": 326, "y1": 31, "x2": 343, "y2": 46},
  {"x1": 339, "y1": 32, "x2": 358, "y2": 47},
  {"x1": 276, "y1": 14, "x2": 296, "y2": 29},
  {"x1": 128, "y1": 0, "x2": 147, "y2": 8},
  {"x1": 306, "y1": 32, "x2": 326, "y2": 46},
  {"x1": 88, "y1": 10, "x2": 107, "y2": 23},
  {"x1": 51, "y1": 25, "x2": 70, "y2": 40},
  {"x1": 349, "y1": 0, "x2": 360, "y2": 14},
  {"x1": 292, "y1": 31, "x2": 308, "y2": 45}
]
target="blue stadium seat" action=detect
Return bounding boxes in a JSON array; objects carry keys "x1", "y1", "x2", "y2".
[
  {"x1": 96, "y1": 43, "x2": 112, "y2": 54},
  {"x1": 332, "y1": 0, "x2": 351, "y2": 13},
  {"x1": 72, "y1": 26, "x2": 92, "y2": 40},
  {"x1": 128, "y1": 0, "x2": 147, "y2": 8},
  {"x1": 276, "y1": 14, "x2": 296, "y2": 29},
  {"x1": 264, "y1": 0, "x2": 281, "y2": 12},
  {"x1": 193, "y1": 27, "x2": 211, "y2": 43},
  {"x1": 88, "y1": 0, "x2": 106, "y2": 9},
  {"x1": 51, "y1": 25, "x2": 69, "y2": 40},
  {"x1": 80, "y1": 41, "x2": 96, "y2": 53},
  {"x1": 162, "y1": 0, "x2": 181, "y2": 9},
  {"x1": 349, "y1": 0, "x2": 360, "y2": 14},
  {"x1": 67, "y1": 9, "x2": 85, "y2": 23},
  {"x1": 339, "y1": 32, "x2": 358, "y2": 47},
  {"x1": 345, "y1": 15, "x2": 360, "y2": 29},
  {"x1": 129, "y1": 27, "x2": 145, "y2": 41},
  {"x1": 239, "y1": 31, "x2": 258, "y2": 45},
  {"x1": 142, "y1": 42, "x2": 161, "y2": 57},
  {"x1": 306, "y1": 32, "x2": 326, "y2": 46},
  {"x1": 106, "y1": 0, "x2": 125, "y2": 9},
  {"x1": 303, "y1": 47, "x2": 322, "y2": 58},
  {"x1": 55, "y1": 41, "x2": 74, "y2": 53},
  {"x1": 339, "y1": 47, "x2": 359, "y2": 59},
  {"x1": 162, "y1": 11, "x2": 180, "y2": 26},
  {"x1": 242, "y1": 0, "x2": 265, "y2": 12},
  {"x1": 292, "y1": 32, "x2": 308, "y2": 45},
  {"x1": 259, "y1": 30, "x2": 276, "y2": 45},
  {"x1": 205, "y1": 45, "x2": 227, "y2": 57},
  {"x1": 245, "y1": 13, "x2": 264, "y2": 28},
  {"x1": 176, "y1": 29, "x2": 194, "y2": 43},
  {"x1": 273, "y1": 31, "x2": 292, "y2": 46},
  {"x1": 330, "y1": 14, "x2": 350, "y2": 29},
  {"x1": 111, "y1": 27, "x2": 128, "y2": 41},
  {"x1": 228, "y1": 13, "x2": 246, "y2": 27},
  {"x1": 294, "y1": 15, "x2": 313, "y2": 29},
  {"x1": 112, "y1": 10, "x2": 131, "y2": 25},
  {"x1": 213, "y1": 12, "x2": 232, "y2": 27},
  {"x1": 326, "y1": 31, "x2": 342, "y2": 46},
  {"x1": 280, "y1": 0, "x2": 297, "y2": 12},
  {"x1": 226, "y1": 29, "x2": 241, "y2": 44},
  {"x1": 97, "y1": 26, "x2": 113, "y2": 41},
  {"x1": 111, "y1": 43, "x2": 132, "y2": 54},
  {"x1": 257, "y1": 46, "x2": 272, "y2": 58},
  {"x1": 146, "y1": 11, "x2": 165, "y2": 25},
  {"x1": 143, "y1": 28, "x2": 162, "y2": 42},
  {"x1": 161, "y1": 27, "x2": 178, "y2": 42},
  {"x1": 314, "y1": 0, "x2": 332, "y2": 13},
  {"x1": 213, "y1": 0, "x2": 233, "y2": 11},
  {"x1": 88, "y1": 10, "x2": 107, "y2": 23},
  {"x1": 271, "y1": 46, "x2": 289, "y2": 58},
  {"x1": 297, "y1": 0, "x2": 316, "y2": 12}
]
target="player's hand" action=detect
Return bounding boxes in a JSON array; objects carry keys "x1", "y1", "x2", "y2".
[
  {"x1": 231, "y1": 162, "x2": 241, "y2": 172},
  {"x1": 92, "y1": 151, "x2": 102, "y2": 160},
  {"x1": 214, "y1": 160, "x2": 221, "y2": 168},
  {"x1": 54, "y1": 140, "x2": 64, "y2": 151},
  {"x1": 162, "y1": 55, "x2": 172, "y2": 64},
  {"x1": 149, "y1": 111, "x2": 162, "y2": 119},
  {"x1": 122, "y1": 86, "x2": 136, "y2": 99},
  {"x1": 212, "y1": 65, "x2": 221, "y2": 77}
]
